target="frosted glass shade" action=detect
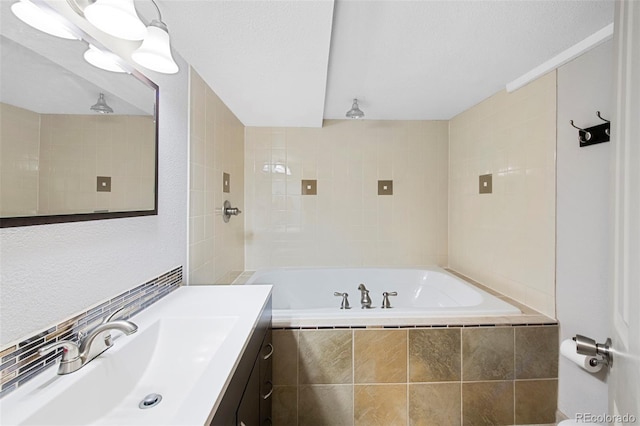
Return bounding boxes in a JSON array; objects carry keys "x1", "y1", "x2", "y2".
[
  {"x1": 132, "y1": 22, "x2": 179, "y2": 74},
  {"x1": 84, "y1": 0, "x2": 146, "y2": 41},
  {"x1": 11, "y1": 0, "x2": 78, "y2": 40},
  {"x1": 84, "y1": 45, "x2": 127, "y2": 73}
]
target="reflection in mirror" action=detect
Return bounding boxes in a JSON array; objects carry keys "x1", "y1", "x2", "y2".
[{"x1": 0, "y1": 3, "x2": 158, "y2": 228}]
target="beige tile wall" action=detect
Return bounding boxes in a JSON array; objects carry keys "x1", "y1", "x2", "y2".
[
  {"x1": 38, "y1": 114, "x2": 155, "y2": 214},
  {"x1": 0, "y1": 103, "x2": 40, "y2": 216},
  {"x1": 273, "y1": 325, "x2": 559, "y2": 425},
  {"x1": 244, "y1": 120, "x2": 449, "y2": 269},
  {"x1": 0, "y1": 102, "x2": 154, "y2": 216},
  {"x1": 448, "y1": 72, "x2": 557, "y2": 317},
  {"x1": 188, "y1": 68, "x2": 245, "y2": 284}
]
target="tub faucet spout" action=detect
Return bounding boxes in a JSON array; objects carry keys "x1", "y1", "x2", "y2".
[{"x1": 357, "y1": 283, "x2": 372, "y2": 309}]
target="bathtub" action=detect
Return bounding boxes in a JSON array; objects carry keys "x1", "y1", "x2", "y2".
[{"x1": 245, "y1": 267, "x2": 521, "y2": 327}]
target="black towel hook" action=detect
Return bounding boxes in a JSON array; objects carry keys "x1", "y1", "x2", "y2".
[
  {"x1": 570, "y1": 120, "x2": 592, "y2": 141},
  {"x1": 596, "y1": 111, "x2": 610, "y2": 123}
]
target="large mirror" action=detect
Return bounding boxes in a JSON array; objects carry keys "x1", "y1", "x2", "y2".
[{"x1": 0, "y1": 3, "x2": 158, "y2": 228}]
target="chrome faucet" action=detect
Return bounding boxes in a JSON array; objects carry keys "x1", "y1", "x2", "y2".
[
  {"x1": 357, "y1": 283, "x2": 372, "y2": 309},
  {"x1": 39, "y1": 308, "x2": 138, "y2": 375}
]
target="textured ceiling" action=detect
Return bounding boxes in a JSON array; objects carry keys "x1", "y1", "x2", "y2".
[
  {"x1": 2, "y1": 1, "x2": 614, "y2": 124},
  {"x1": 162, "y1": 0, "x2": 614, "y2": 126}
]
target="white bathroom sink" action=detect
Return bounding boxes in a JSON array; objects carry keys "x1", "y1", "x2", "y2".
[{"x1": 0, "y1": 286, "x2": 272, "y2": 426}]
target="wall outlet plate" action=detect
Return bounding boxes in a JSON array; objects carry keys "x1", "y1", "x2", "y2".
[
  {"x1": 378, "y1": 180, "x2": 393, "y2": 195},
  {"x1": 301, "y1": 179, "x2": 317, "y2": 195},
  {"x1": 223, "y1": 172, "x2": 230, "y2": 193},
  {"x1": 96, "y1": 176, "x2": 111, "y2": 192},
  {"x1": 479, "y1": 174, "x2": 492, "y2": 194}
]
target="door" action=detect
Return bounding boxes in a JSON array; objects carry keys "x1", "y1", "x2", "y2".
[{"x1": 610, "y1": 0, "x2": 640, "y2": 421}]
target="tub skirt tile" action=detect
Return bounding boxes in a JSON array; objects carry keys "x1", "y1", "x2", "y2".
[{"x1": 298, "y1": 384, "x2": 353, "y2": 426}]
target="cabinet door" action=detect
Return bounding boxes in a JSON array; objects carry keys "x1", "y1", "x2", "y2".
[
  {"x1": 236, "y1": 361, "x2": 260, "y2": 426},
  {"x1": 260, "y1": 329, "x2": 273, "y2": 425}
]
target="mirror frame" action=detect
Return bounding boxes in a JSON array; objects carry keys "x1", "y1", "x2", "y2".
[{"x1": 0, "y1": 71, "x2": 159, "y2": 229}]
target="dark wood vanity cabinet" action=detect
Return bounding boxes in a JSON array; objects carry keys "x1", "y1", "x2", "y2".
[{"x1": 210, "y1": 298, "x2": 272, "y2": 426}]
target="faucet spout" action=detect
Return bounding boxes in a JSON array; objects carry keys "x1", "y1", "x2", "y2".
[{"x1": 357, "y1": 283, "x2": 372, "y2": 309}]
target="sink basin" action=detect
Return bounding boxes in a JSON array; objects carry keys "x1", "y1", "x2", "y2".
[
  {"x1": 22, "y1": 317, "x2": 237, "y2": 425},
  {"x1": 0, "y1": 286, "x2": 272, "y2": 426}
]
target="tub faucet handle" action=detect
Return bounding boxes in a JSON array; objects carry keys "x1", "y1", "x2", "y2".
[
  {"x1": 381, "y1": 291, "x2": 398, "y2": 309},
  {"x1": 334, "y1": 292, "x2": 351, "y2": 309}
]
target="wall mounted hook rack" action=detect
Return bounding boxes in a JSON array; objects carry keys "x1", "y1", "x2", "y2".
[{"x1": 571, "y1": 111, "x2": 611, "y2": 147}]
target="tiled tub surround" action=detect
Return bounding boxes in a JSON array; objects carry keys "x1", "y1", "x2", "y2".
[
  {"x1": 0, "y1": 266, "x2": 182, "y2": 398},
  {"x1": 272, "y1": 324, "x2": 558, "y2": 426},
  {"x1": 448, "y1": 72, "x2": 557, "y2": 318},
  {"x1": 244, "y1": 120, "x2": 449, "y2": 270}
]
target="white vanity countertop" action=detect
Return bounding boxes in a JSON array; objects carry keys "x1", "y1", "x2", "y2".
[{"x1": 0, "y1": 285, "x2": 272, "y2": 426}]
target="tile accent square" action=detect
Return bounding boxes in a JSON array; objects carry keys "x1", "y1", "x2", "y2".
[
  {"x1": 354, "y1": 329, "x2": 407, "y2": 383},
  {"x1": 462, "y1": 381, "x2": 514, "y2": 425},
  {"x1": 299, "y1": 385, "x2": 353, "y2": 426},
  {"x1": 515, "y1": 325, "x2": 558, "y2": 379},
  {"x1": 478, "y1": 174, "x2": 492, "y2": 194},
  {"x1": 409, "y1": 383, "x2": 461, "y2": 426},
  {"x1": 463, "y1": 327, "x2": 514, "y2": 381},
  {"x1": 378, "y1": 180, "x2": 393, "y2": 195},
  {"x1": 223, "y1": 172, "x2": 230, "y2": 193},
  {"x1": 515, "y1": 379, "x2": 558, "y2": 424},
  {"x1": 355, "y1": 384, "x2": 407, "y2": 426},
  {"x1": 410, "y1": 328, "x2": 461, "y2": 382},
  {"x1": 301, "y1": 179, "x2": 317, "y2": 195},
  {"x1": 299, "y1": 330, "x2": 352, "y2": 384},
  {"x1": 96, "y1": 176, "x2": 111, "y2": 192}
]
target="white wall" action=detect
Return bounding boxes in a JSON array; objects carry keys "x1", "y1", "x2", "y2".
[
  {"x1": 556, "y1": 40, "x2": 613, "y2": 416},
  {"x1": 0, "y1": 30, "x2": 189, "y2": 345}
]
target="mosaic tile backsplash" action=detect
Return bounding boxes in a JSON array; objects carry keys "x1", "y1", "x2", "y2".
[{"x1": 0, "y1": 266, "x2": 182, "y2": 398}]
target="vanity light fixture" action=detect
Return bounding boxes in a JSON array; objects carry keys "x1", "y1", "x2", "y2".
[
  {"x1": 10, "y1": 0, "x2": 79, "y2": 40},
  {"x1": 78, "y1": 0, "x2": 179, "y2": 74},
  {"x1": 90, "y1": 93, "x2": 114, "y2": 114},
  {"x1": 345, "y1": 98, "x2": 365, "y2": 119},
  {"x1": 83, "y1": 44, "x2": 127, "y2": 73},
  {"x1": 83, "y1": 0, "x2": 146, "y2": 41},
  {"x1": 131, "y1": 18, "x2": 179, "y2": 74}
]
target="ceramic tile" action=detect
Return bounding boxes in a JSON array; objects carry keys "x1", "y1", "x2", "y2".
[
  {"x1": 515, "y1": 379, "x2": 558, "y2": 424},
  {"x1": 299, "y1": 385, "x2": 353, "y2": 426},
  {"x1": 273, "y1": 329, "x2": 299, "y2": 385},
  {"x1": 515, "y1": 326, "x2": 558, "y2": 379},
  {"x1": 299, "y1": 330, "x2": 352, "y2": 384},
  {"x1": 462, "y1": 327, "x2": 514, "y2": 381},
  {"x1": 409, "y1": 383, "x2": 461, "y2": 426},
  {"x1": 273, "y1": 385, "x2": 298, "y2": 425},
  {"x1": 354, "y1": 384, "x2": 407, "y2": 426},
  {"x1": 354, "y1": 329, "x2": 407, "y2": 383},
  {"x1": 462, "y1": 381, "x2": 514, "y2": 426},
  {"x1": 409, "y1": 328, "x2": 461, "y2": 382}
]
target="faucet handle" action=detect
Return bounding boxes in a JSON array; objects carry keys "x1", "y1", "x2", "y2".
[
  {"x1": 39, "y1": 341, "x2": 83, "y2": 374},
  {"x1": 334, "y1": 292, "x2": 351, "y2": 309},
  {"x1": 381, "y1": 291, "x2": 398, "y2": 309},
  {"x1": 38, "y1": 341, "x2": 80, "y2": 361}
]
